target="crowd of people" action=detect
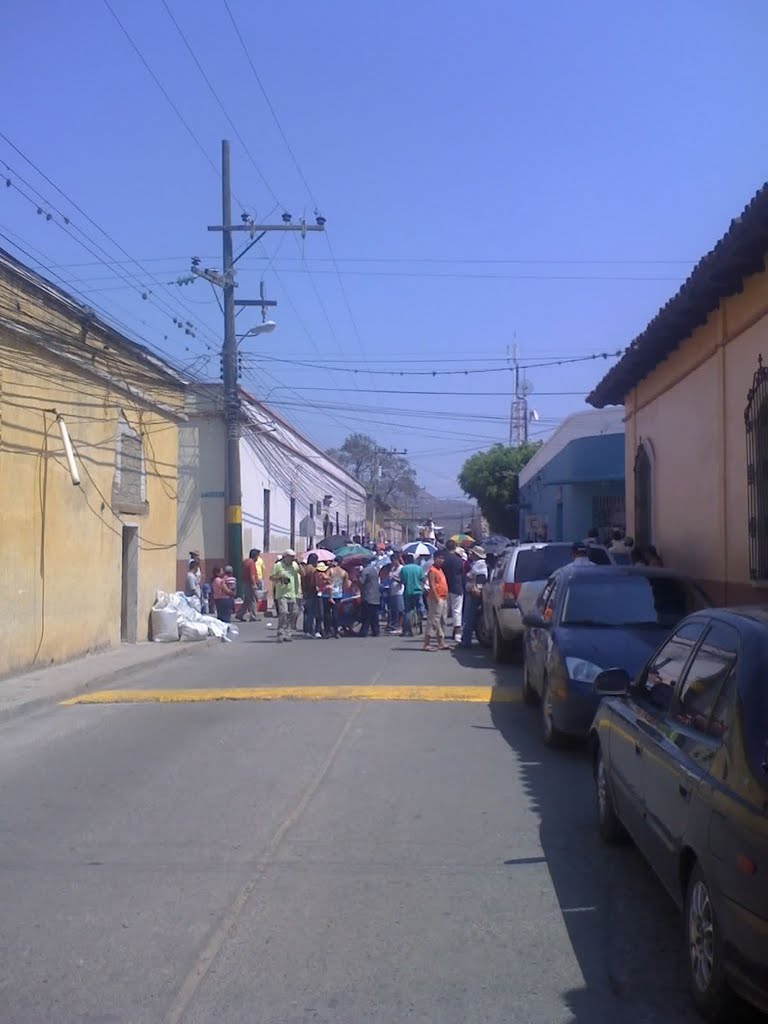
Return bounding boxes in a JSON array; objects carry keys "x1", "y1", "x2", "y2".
[{"x1": 262, "y1": 532, "x2": 490, "y2": 651}]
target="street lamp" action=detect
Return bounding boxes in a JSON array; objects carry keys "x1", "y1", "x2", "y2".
[{"x1": 238, "y1": 320, "x2": 277, "y2": 340}]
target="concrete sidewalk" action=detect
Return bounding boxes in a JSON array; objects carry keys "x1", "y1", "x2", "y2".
[{"x1": 0, "y1": 639, "x2": 221, "y2": 723}]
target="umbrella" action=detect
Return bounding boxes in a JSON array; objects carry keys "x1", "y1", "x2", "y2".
[
  {"x1": 301, "y1": 548, "x2": 335, "y2": 562},
  {"x1": 339, "y1": 554, "x2": 374, "y2": 571},
  {"x1": 451, "y1": 533, "x2": 474, "y2": 545},
  {"x1": 402, "y1": 541, "x2": 437, "y2": 558},
  {"x1": 479, "y1": 535, "x2": 512, "y2": 554},
  {"x1": 335, "y1": 544, "x2": 375, "y2": 559},
  {"x1": 322, "y1": 535, "x2": 350, "y2": 551},
  {"x1": 373, "y1": 554, "x2": 391, "y2": 570}
]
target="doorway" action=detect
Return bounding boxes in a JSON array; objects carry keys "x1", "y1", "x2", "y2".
[{"x1": 121, "y1": 525, "x2": 139, "y2": 643}]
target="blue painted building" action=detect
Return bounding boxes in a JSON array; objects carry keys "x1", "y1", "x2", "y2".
[{"x1": 518, "y1": 408, "x2": 625, "y2": 543}]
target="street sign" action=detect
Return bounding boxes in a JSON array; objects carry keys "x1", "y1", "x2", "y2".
[{"x1": 299, "y1": 515, "x2": 317, "y2": 538}]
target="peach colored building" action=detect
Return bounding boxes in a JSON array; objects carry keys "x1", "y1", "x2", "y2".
[{"x1": 588, "y1": 183, "x2": 768, "y2": 605}]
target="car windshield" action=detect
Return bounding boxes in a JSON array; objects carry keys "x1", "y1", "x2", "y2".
[{"x1": 560, "y1": 575, "x2": 707, "y2": 628}]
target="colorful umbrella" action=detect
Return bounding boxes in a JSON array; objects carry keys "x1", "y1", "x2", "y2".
[
  {"x1": 335, "y1": 544, "x2": 375, "y2": 559},
  {"x1": 402, "y1": 541, "x2": 437, "y2": 558},
  {"x1": 301, "y1": 548, "x2": 335, "y2": 562},
  {"x1": 451, "y1": 533, "x2": 474, "y2": 545}
]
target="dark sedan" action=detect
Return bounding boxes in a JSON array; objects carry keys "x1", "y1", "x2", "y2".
[
  {"x1": 521, "y1": 565, "x2": 710, "y2": 746},
  {"x1": 589, "y1": 608, "x2": 768, "y2": 1021}
]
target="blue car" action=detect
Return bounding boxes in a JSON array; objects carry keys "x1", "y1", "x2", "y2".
[{"x1": 521, "y1": 564, "x2": 711, "y2": 747}]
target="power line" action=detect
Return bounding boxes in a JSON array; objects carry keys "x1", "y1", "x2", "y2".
[
  {"x1": 159, "y1": 0, "x2": 281, "y2": 208},
  {"x1": 0, "y1": 134, "x2": 221, "y2": 352},
  {"x1": 101, "y1": 0, "x2": 222, "y2": 181},
  {"x1": 222, "y1": 0, "x2": 319, "y2": 209},
  {"x1": 239, "y1": 349, "x2": 623, "y2": 377},
  {"x1": 258, "y1": 385, "x2": 589, "y2": 397}
]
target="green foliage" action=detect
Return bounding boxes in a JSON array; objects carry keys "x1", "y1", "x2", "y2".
[
  {"x1": 458, "y1": 442, "x2": 541, "y2": 534},
  {"x1": 328, "y1": 433, "x2": 418, "y2": 509}
]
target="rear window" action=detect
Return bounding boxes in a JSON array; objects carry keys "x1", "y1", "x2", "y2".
[
  {"x1": 514, "y1": 545, "x2": 609, "y2": 581},
  {"x1": 561, "y1": 575, "x2": 709, "y2": 628}
]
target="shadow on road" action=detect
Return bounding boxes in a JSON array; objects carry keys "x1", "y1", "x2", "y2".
[{"x1": 484, "y1": 675, "x2": 717, "y2": 1023}]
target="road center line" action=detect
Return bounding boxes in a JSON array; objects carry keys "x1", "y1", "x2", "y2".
[
  {"x1": 61, "y1": 685, "x2": 520, "y2": 705},
  {"x1": 162, "y1": 702, "x2": 363, "y2": 1024}
]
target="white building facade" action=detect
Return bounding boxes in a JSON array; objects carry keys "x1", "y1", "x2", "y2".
[{"x1": 177, "y1": 385, "x2": 367, "y2": 584}]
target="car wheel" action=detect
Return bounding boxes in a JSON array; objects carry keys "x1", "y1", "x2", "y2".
[
  {"x1": 595, "y1": 747, "x2": 626, "y2": 843},
  {"x1": 685, "y1": 864, "x2": 732, "y2": 1021},
  {"x1": 493, "y1": 618, "x2": 514, "y2": 664},
  {"x1": 541, "y1": 677, "x2": 565, "y2": 748},
  {"x1": 521, "y1": 656, "x2": 539, "y2": 705}
]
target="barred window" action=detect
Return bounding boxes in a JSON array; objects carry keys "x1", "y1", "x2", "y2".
[
  {"x1": 746, "y1": 355, "x2": 768, "y2": 580},
  {"x1": 113, "y1": 414, "x2": 147, "y2": 514}
]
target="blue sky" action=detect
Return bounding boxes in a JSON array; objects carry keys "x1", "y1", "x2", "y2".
[{"x1": 2, "y1": 1, "x2": 767, "y2": 494}]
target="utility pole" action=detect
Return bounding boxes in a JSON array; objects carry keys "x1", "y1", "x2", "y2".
[
  {"x1": 206, "y1": 139, "x2": 325, "y2": 589},
  {"x1": 369, "y1": 446, "x2": 407, "y2": 543}
]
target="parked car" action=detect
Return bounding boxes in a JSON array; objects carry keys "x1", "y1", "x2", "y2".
[
  {"x1": 521, "y1": 565, "x2": 710, "y2": 746},
  {"x1": 589, "y1": 607, "x2": 768, "y2": 1021},
  {"x1": 482, "y1": 542, "x2": 612, "y2": 663}
]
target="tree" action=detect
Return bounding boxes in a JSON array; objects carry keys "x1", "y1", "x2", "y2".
[
  {"x1": 328, "y1": 433, "x2": 418, "y2": 510},
  {"x1": 458, "y1": 442, "x2": 541, "y2": 535}
]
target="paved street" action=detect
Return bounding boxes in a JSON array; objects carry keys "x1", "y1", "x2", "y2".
[{"x1": 0, "y1": 625, "x2": 735, "y2": 1023}]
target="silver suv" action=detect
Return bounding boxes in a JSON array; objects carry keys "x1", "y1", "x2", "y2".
[{"x1": 483, "y1": 542, "x2": 611, "y2": 662}]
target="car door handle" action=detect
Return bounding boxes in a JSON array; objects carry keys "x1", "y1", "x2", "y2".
[
  {"x1": 679, "y1": 783, "x2": 690, "y2": 799},
  {"x1": 634, "y1": 742, "x2": 642, "y2": 756}
]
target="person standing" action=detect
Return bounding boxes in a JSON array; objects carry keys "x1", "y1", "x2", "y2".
[
  {"x1": 301, "y1": 553, "x2": 320, "y2": 636},
  {"x1": 237, "y1": 549, "x2": 259, "y2": 622},
  {"x1": 184, "y1": 557, "x2": 202, "y2": 605},
  {"x1": 442, "y1": 540, "x2": 465, "y2": 643},
  {"x1": 423, "y1": 550, "x2": 449, "y2": 652},
  {"x1": 400, "y1": 553, "x2": 425, "y2": 637},
  {"x1": 387, "y1": 554, "x2": 404, "y2": 634},
  {"x1": 213, "y1": 566, "x2": 236, "y2": 623},
  {"x1": 329, "y1": 560, "x2": 350, "y2": 638},
  {"x1": 270, "y1": 549, "x2": 301, "y2": 643},
  {"x1": 458, "y1": 546, "x2": 488, "y2": 649},
  {"x1": 359, "y1": 559, "x2": 382, "y2": 637},
  {"x1": 314, "y1": 561, "x2": 333, "y2": 637}
]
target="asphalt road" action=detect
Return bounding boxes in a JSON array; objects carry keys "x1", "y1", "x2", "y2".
[{"x1": 0, "y1": 623, "x2": 747, "y2": 1023}]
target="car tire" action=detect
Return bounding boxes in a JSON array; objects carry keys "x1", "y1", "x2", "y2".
[
  {"x1": 595, "y1": 747, "x2": 626, "y2": 844},
  {"x1": 541, "y1": 677, "x2": 565, "y2": 748},
  {"x1": 685, "y1": 863, "x2": 733, "y2": 1022},
  {"x1": 521, "y1": 656, "x2": 539, "y2": 705},
  {"x1": 493, "y1": 618, "x2": 514, "y2": 664}
]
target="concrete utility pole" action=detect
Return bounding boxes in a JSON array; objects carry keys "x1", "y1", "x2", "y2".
[{"x1": 207, "y1": 139, "x2": 325, "y2": 588}]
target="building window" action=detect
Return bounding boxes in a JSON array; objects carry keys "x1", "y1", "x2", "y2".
[
  {"x1": 745, "y1": 354, "x2": 768, "y2": 580},
  {"x1": 113, "y1": 414, "x2": 147, "y2": 515},
  {"x1": 263, "y1": 488, "x2": 271, "y2": 552},
  {"x1": 633, "y1": 440, "x2": 653, "y2": 550}
]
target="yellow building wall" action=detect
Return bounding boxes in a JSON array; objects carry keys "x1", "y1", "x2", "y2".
[
  {"x1": 623, "y1": 257, "x2": 768, "y2": 602},
  {"x1": 0, "y1": 274, "x2": 184, "y2": 676}
]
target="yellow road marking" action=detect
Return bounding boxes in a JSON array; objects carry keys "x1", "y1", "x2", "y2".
[{"x1": 61, "y1": 685, "x2": 521, "y2": 706}]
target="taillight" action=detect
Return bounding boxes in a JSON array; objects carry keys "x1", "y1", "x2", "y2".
[{"x1": 503, "y1": 582, "x2": 521, "y2": 601}]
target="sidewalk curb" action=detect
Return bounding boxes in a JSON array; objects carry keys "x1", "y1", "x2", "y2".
[{"x1": 0, "y1": 639, "x2": 219, "y2": 725}]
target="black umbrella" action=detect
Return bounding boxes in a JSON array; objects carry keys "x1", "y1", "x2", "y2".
[{"x1": 322, "y1": 535, "x2": 351, "y2": 551}]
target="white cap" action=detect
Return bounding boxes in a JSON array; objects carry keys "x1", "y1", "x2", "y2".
[{"x1": 284, "y1": 548, "x2": 296, "y2": 557}]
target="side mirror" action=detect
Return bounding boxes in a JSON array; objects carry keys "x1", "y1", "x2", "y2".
[
  {"x1": 522, "y1": 612, "x2": 548, "y2": 629},
  {"x1": 593, "y1": 668, "x2": 631, "y2": 696}
]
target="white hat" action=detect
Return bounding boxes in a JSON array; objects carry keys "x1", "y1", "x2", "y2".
[{"x1": 284, "y1": 548, "x2": 296, "y2": 557}]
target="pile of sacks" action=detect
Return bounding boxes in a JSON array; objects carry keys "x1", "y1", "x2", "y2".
[{"x1": 151, "y1": 591, "x2": 239, "y2": 643}]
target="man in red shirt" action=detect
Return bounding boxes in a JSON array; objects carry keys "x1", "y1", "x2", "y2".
[
  {"x1": 237, "y1": 548, "x2": 260, "y2": 622},
  {"x1": 423, "y1": 549, "x2": 449, "y2": 652}
]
